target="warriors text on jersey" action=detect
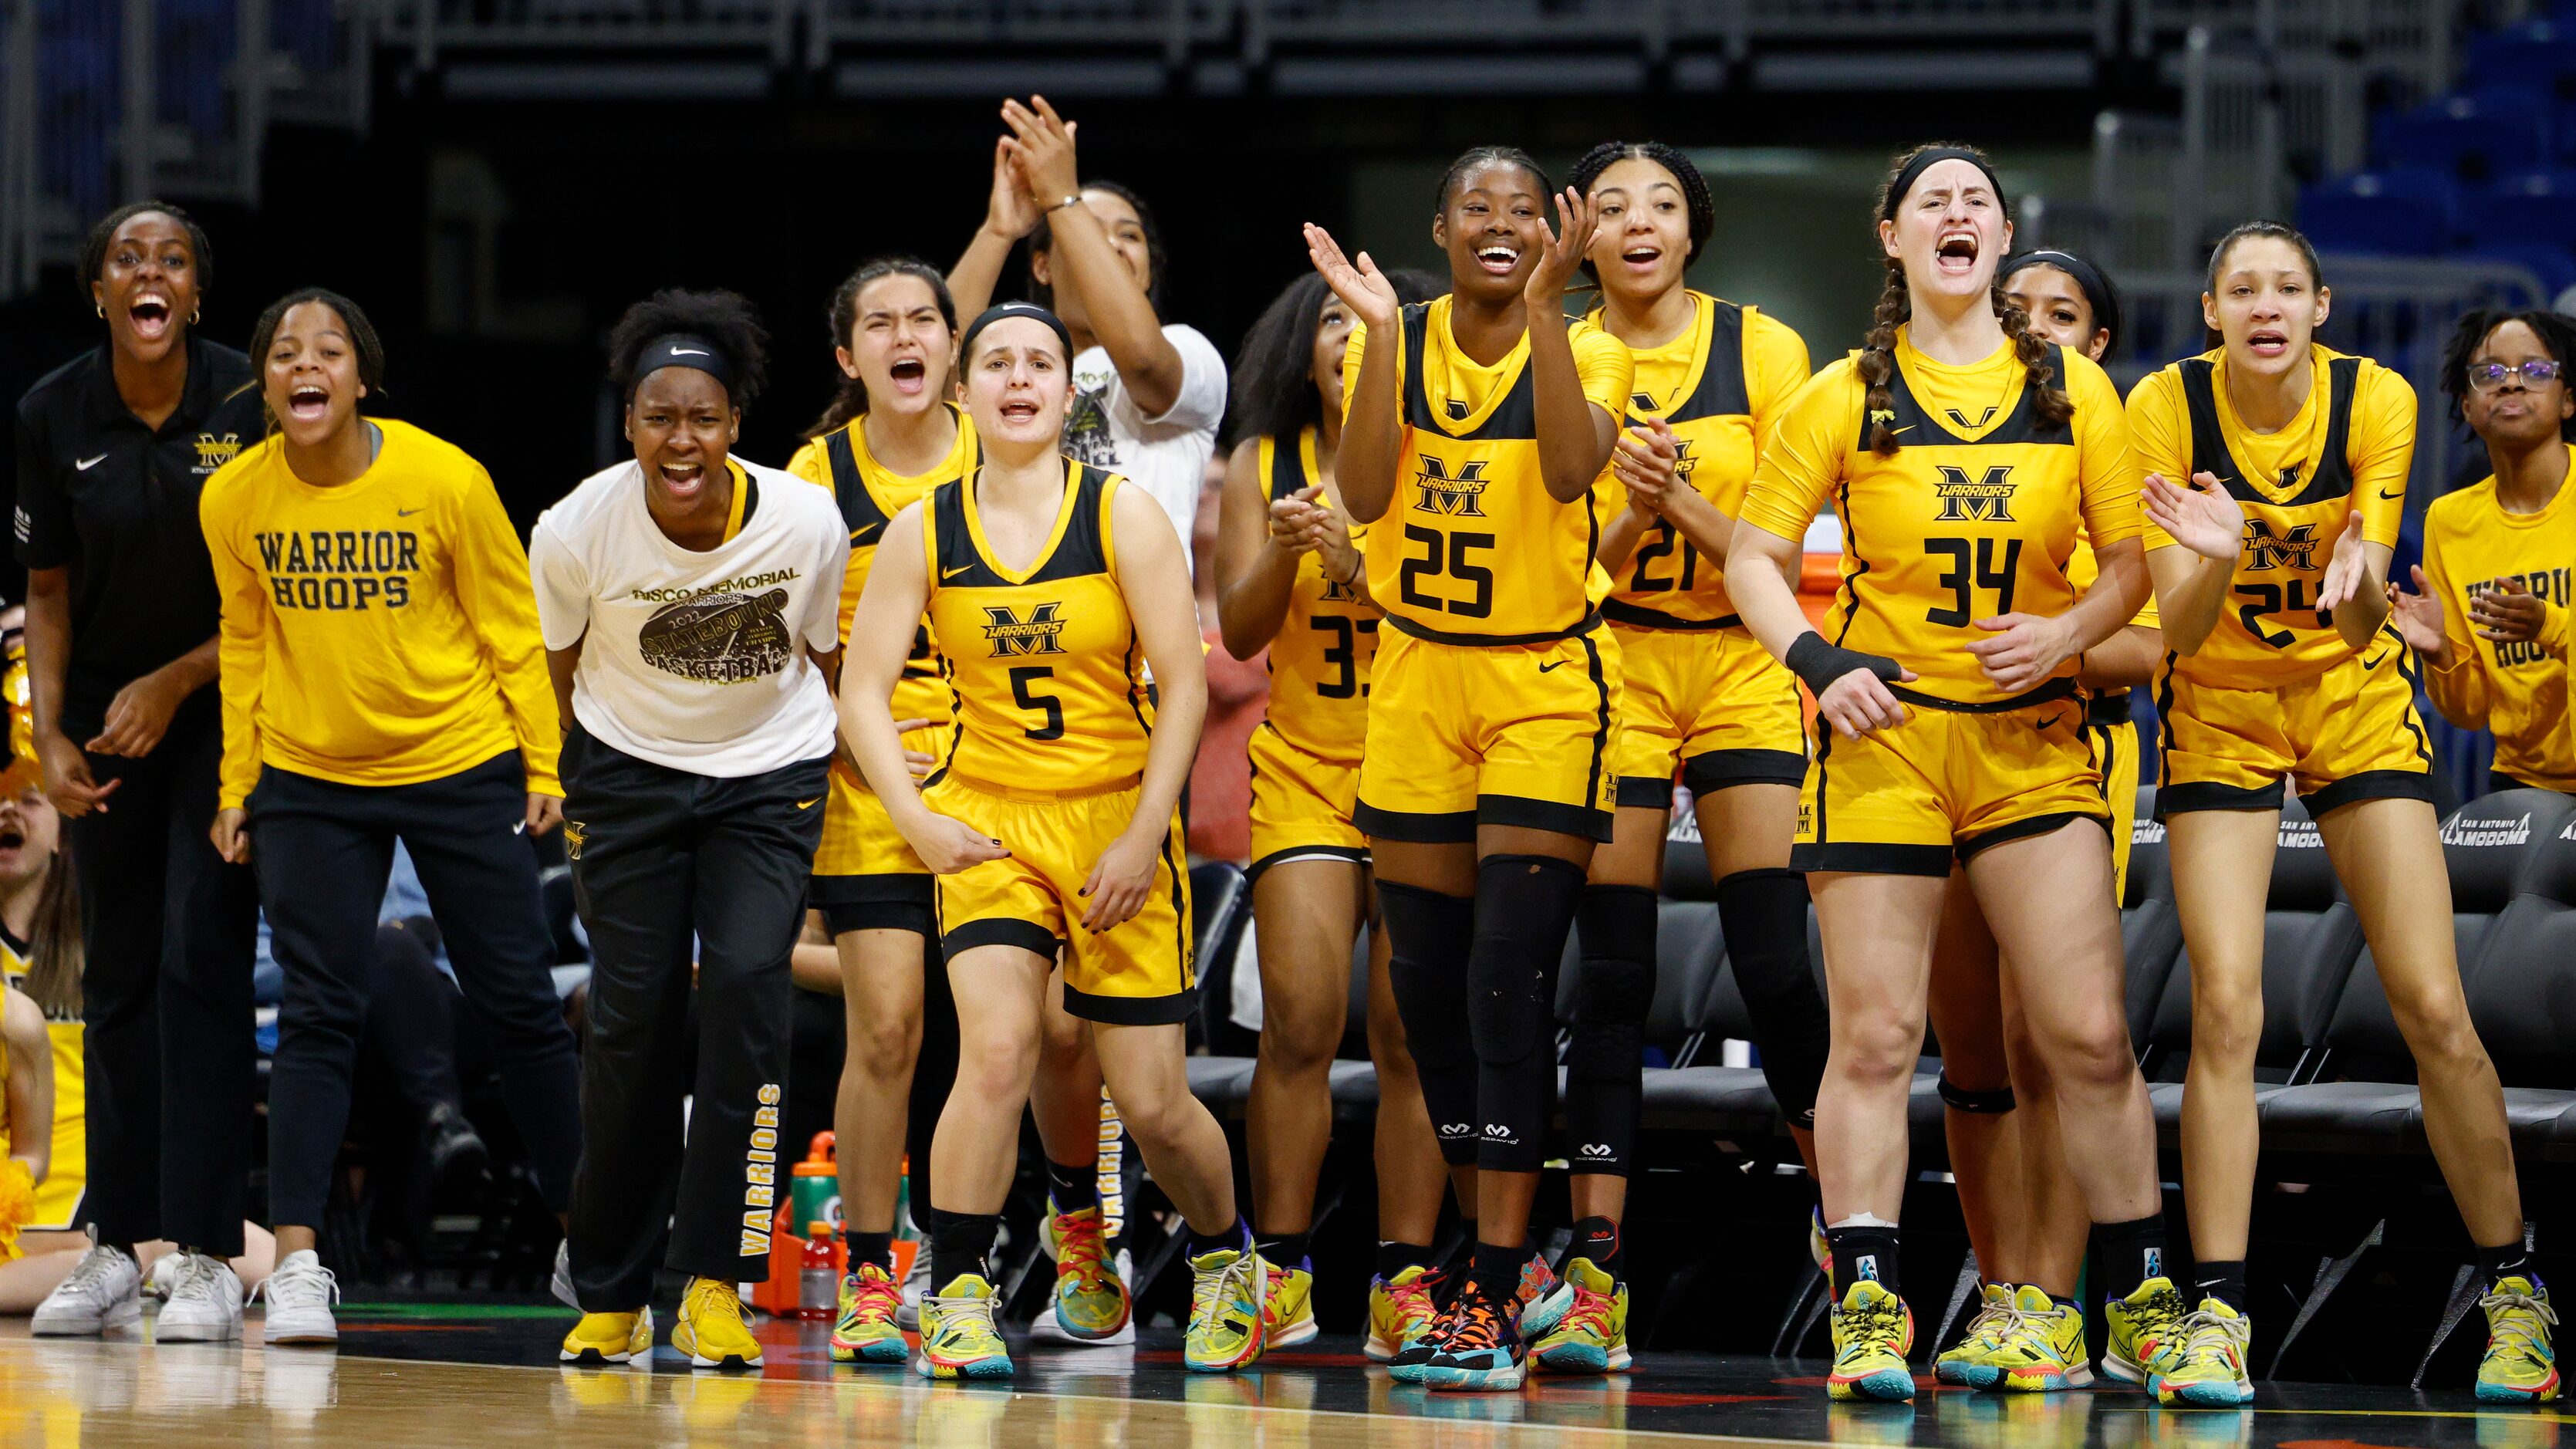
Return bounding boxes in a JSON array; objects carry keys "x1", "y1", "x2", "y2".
[
  {"x1": 1342, "y1": 296, "x2": 1632, "y2": 645},
  {"x1": 2420, "y1": 448, "x2": 2576, "y2": 791}
]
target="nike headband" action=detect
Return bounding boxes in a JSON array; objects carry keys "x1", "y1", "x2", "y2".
[
  {"x1": 632, "y1": 333, "x2": 735, "y2": 393},
  {"x1": 1882, "y1": 147, "x2": 2008, "y2": 220},
  {"x1": 958, "y1": 302, "x2": 1074, "y2": 367},
  {"x1": 2001, "y1": 249, "x2": 2122, "y2": 352}
]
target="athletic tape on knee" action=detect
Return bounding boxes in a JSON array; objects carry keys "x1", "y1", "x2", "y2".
[
  {"x1": 1936, "y1": 1072, "x2": 2017, "y2": 1114},
  {"x1": 1714, "y1": 866, "x2": 1829, "y2": 1128},
  {"x1": 1471, "y1": 855, "x2": 1587, "y2": 1172},
  {"x1": 1377, "y1": 880, "x2": 1480, "y2": 1164}
]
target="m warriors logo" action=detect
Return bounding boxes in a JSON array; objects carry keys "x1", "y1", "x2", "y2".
[
  {"x1": 982, "y1": 602, "x2": 1069, "y2": 657},
  {"x1": 193, "y1": 432, "x2": 243, "y2": 475},
  {"x1": 1670, "y1": 437, "x2": 1699, "y2": 483},
  {"x1": 1319, "y1": 572, "x2": 1362, "y2": 605},
  {"x1": 1933, "y1": 464, "x2": 2018, "y2": 523},
  {"x1": 638, "y1": 588, "x2": 795, "y2": 683},
  {"x1": 1411, "y1": 457, "x2": 1490, "y2": 518},
  {"x1": 2242, "y1": 520, "x2": 2322, "y2": 572}
]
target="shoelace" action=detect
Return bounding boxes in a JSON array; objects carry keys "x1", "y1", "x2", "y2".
[
  {"x1": 1055, "y1": 1213, "x2": 1109, "y2": 1290},
  {"x1": 1383, "y1": 1276, "x2": 1439, "y2": 1339},
  {"x1": 167, "y1": 1254, "x2": 228, "y2": 1309},
  {"x1": 1838, "y1": 1298, "x2": 1908, "y2": 1359},
  {"x1": 1443, "y1": 1292, "x2": 1508, "y2": 1353},
  {"x1": 260, "y1": 1259, "x2": 339, "y2": 1310},
  {"x1": 59, "y1": 1245, "x2": 129, "y2": 1298},
  {"x1": 1193, "y1": 1252, "x2": 1262, "y2": 1335},
  {"x1": 1956, "y1": 1298, "x2": 2016, "y2": 1353},
  {"x1": 846, "y1": 1267, "x2": 903, "y2": 1319},
  {"x1": 923, "y1": 1293, "x2": 999, "y2": 1348},
  {"x1": 689, "y1": 1281, "x2": 746, "y2": 1333},
  {"x1": 1558, "y1": 1282, "x2": 1615, "y2": 1339},
  {"x1": 2177, "y1": 1308, "x2": 2250, "y2": 1369},
  {"x1": 2480, "y1": 1287, "x2": 2559, "y2": 1357}
]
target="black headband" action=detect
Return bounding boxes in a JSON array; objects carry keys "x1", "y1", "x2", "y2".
[
  {"x1": 959, "y1": 302, "x2": 1073, "y2": 366},
  {"x1": 1882, "y1": 147, "x2": 2008, "y2": 220},
  {"x1": 633, "y1": 333, "x2": 734, "y2": 392},
  {"x1": 2002, "y1": 249, "x2": 2122, "y2": 349}
]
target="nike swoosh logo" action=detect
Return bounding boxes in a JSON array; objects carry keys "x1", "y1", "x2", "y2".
[
  {"x1": 668, "y1": 346, "x2": 711, "y2": 356},
  {"x1": 75, "y1": 454, "x2": 108, "y2": 471},
  {"x1": 2362, "y1": 654, "x2": 2384, "y2": 671},
  {"x1": 2037, "y1": 714, "x2": 2068, "y2": 731},
  {"x1": 2378, "y1": 488, "x2": 2403, "y2": 500},
  {"x1": 1538, "y1": 660, "x2": 1568, "y2": 674},
  {"x1": 397, "y1": 507, "x2": 423, "y2": 517},
  {"x1": 851, "y1": 525, "x2": 883, "y2": 545},
  {"x1": 796, "y1": 797, "x2": 822, "y2": 809},
  {"x1": 941, "y1": 565, "x2": 974, "y2": 579}
]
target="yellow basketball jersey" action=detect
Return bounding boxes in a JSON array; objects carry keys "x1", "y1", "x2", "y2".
[
  {"x1": 1587, "y1": 293, "x2": 1811, "y2": 628},
  {"x1": 1343, "y1": 296, "x2": 1632, "y2": 645},
  {"x1": 1742, "y1": 329, "x2": 2142, "y2": 708},
  {"x1": 922, "y1": 460, "x2": 1151, "y2": 795},
  {"x1": 1254, "y1": 427, "x2": 1376, "y2": 763},
  {"x1": 2131, "y1": 345, "x2": 2415, "y2": 689},
  {"x1": 2, "y1": 932, "x2": 82, "y2": 1229}
]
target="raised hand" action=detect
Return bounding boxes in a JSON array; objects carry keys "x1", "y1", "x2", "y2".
[
  {"x1": 1611, "y1": 418, "x2": 1682, "y2": 513},
  {"x1": 2316, "y1": 510, "x2": 2372, "y2": 613},
  {"x1": 1302, "y1": 223, "x2": 1401, "y2": 333},
  {"x1": 981, "y1": 136, "x2": 1041, "y2": 242},
  {"x1": 2386, "y1": 565, "x2": 2453, "y2": 664},
  {"x1": 999, "y1": 95, "x2": 1082, "y2": 211},
  {"x1": 1524, "y1": 187, "x2": 1603, "y2": 308},
  {"x1": 2142, "y1": 470, "x2": 2247, "y2": 564}
]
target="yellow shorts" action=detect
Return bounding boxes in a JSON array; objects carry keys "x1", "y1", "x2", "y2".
[
  {"x1": 1607, "y1": 622, "x2": 1808, "y2": 809},
  {"x1": 1355, "y1": 627, "x2": 1620, "y2": 844},
  {"x1": 809, "y1": 723, "x2": 944, "y2": 936},
  {"x1": 2088, "y1": 703, "x2": 2142, "y2": 900},
  {"x1": 1794, "y1": 690, "x2": 2110, "y2": 876},
  {"x1": 924, "y1": 776, "x2": 1194, "y2": 1025},
  {"x1": 1245, "y1": 721, "x2": 1366, "y2": 882},
  {"x1": 2155, "y1": 630, "x2": 2436, "y2": 818}
]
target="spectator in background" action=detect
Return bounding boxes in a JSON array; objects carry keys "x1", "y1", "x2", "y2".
[{"x1": 1191, "y1": 456, "x2": 1268, "y2": 863}]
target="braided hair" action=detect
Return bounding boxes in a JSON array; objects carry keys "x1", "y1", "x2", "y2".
[
  {"x1": 1860, "y1": 143, "x2": 2070, "y2": 458},
  {"x1": 1565, "y1": 140, "x2": 1714, "y2": 282},
  {"x1": 805, "y1": 257, "x2": 957, "y2": 440}
]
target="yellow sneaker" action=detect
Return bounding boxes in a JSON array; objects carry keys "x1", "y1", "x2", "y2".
[
  {"x1": 1990, "y1": 1285, "x2": 2093, "y2": 1391},
  {"x1": 1261, "y1": 1258, "x2": 1318, "y2": 1349},
  {"x1": 2477, "y1": 1276, "x2": 2561, "y2": 1403},
  {"x1": 916, "y1": 1273, "x2": 1014, "y2": 1380},
  {"x1": 1936, "y1": 1283, "x2": 2015, "y2": 1388},
  {"x1": 1183, "y1": 1244, "x2": 1268, "y2": 1373},
  {"x1": 1531, "y1": 1257, "x2": 1630, "y2": 1374},
  {"x1": 2101, "y1": 1275, "x2": 2188, "y2": 1387},
  {"x1": 829, "y1": 1260, "x2": 909, "y2": 1366},
  {"x1": 1366, "y1": 1264, "x2": 1441, "y2": 1364},
  {"x1": 559, "y1": 1307, "x2": 653, "y2": 1365},
  {"x1": 1827, "y1": 1280, "x2": 1916, "y2": 1402},
  {"x1": 671, "y1": 1278, "x2": 761, "y2": 1371},
  {"x1": 1047, "y1": 1206, "x2": 1132, "y2": 1341},
  {"x1": 2151, "y1": 1299, "x2": 2254, "y2": 1407}
]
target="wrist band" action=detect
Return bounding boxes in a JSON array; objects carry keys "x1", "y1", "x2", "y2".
[
  {"x1": 1048, "y1": 193, "x2": 1083, "y2": 214},
  {"x1": 1784, "y1": 632, "x2": 1903, "y2": 696}
]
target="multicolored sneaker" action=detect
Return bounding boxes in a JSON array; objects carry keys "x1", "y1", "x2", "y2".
[
  {"x1": 1811, "y1": 1206, "x2": 1832, "y2": 1272},
  {"x1": 1936, "y1": 1282, "x2": 2015, "y2": 1388},
  {"x1": 916, "y1": 1274, "x2": 1014, "y2": 1380},
  {"x1": 1262, "y1": 1258, "x2": 1318, "y2": 1349},
  {"x1": 1423, "y1": 1281, "x2": 1528, "y2": 1392},
  {"x1": 1989, "y1": 1285, "x2": 2093, "y2": 1391},
  {"x1": 1827, "y1": 1279, "x2": 1916, "y2": 1402},
  {"x1": 1369, "y1": 1265, "x2": 1443, "y2": 1368},
  {"x1": 2101, "y1": 1275, "x2": 2189, "y2": 1387},
  {"x1": 1531, "y1": 1258, "x2": 1629, "y2": 1374},
  {"x1": 829, "y1": 1260, "x2": 909, "y2": 1366},
  {"x1": 1511, "y1": 1251, "x2": 1575, "y2": 1339},
  {"x1": 1183, "y1": 1243, "x2": 1268, "y2": 1373},
  {"x1": 2150, "y1": 1299, "x2": 2255, "y2": 1407},
  {"x1": 1046, "y1": 1205, "x2": 1132, "y2": 1342},
  {"x1": 2476, "y1": 1276, "x2": 2561, "y2": 1403},
  {"x1": 559, "y1": 1308, "x2": 653, "y2": 1365},
  {"x1": 671, "y1": 1277, "x2": 761, "y2": 1371}
]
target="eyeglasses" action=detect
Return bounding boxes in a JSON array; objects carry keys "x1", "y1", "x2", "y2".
[{"x1": 2466, "y1": 360, "x2": 2565, "y2": 392}]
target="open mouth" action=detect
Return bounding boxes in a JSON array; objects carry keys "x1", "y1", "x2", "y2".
[
  {"x1": 0, "y1": 829, "x2": 24, "y2": 852},
  {"x1": 2247, "y1": 328, "x2": 2290, "y2": 358},
  {"x1": 998, "y1": 398, "x2": 1042, "y2": 423},
  {"x1": 129, "y1": 295, "x2": 171, "y2": 339},
  {"x1": 890, "y1": 356, "x2": 927, "y2": 393},
  {"x1": 287, "y1": 384, "x2": 329, "y2": 422},
  {"x1": 658, "y1": 459, "x2": 706, "y2": 495},
  {"x1": 1474, "y1": 244, "x2": 1521, "y2": 277},
  {"x1": 1935, "y1": 229, "x2": 1980, "y2": 273},
  {"x1": 1621, "y1": 245, "x2": 1663, "y2": 267}
]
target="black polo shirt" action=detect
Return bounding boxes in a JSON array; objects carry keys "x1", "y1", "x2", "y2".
[{"x1": 12, "y1": 335, "x2": 261, "y2": 740}]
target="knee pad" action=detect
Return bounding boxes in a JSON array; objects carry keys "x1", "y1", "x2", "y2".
[
  {"x1": 1716, "y1": 866, "x2": 1829, "y2": 1129},
  {"x1": 1937, "y1": 1072, "x2": 2017, "y2": 1114},
  {"x1": 1467, "y1": 855, "x2": 1587, "y2": 1067},
  {"x1": 1377, "y1": 881, "x2": 1480, "y2": 1164},
  {"x1": 1568, "y1": 886, "x2": 1657, "y2": 1083}
]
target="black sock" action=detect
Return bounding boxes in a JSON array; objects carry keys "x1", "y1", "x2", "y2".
[
  {"x1": 1045, "y1": 1157, "x2": 1099, "y2": 1214},
  {"x1": 1566, "y1": 1215, "x2": 1624, "y2": 1280},
  {"x1": 1187, "y1": 1215, "x2": 1250, "y2": 1260},
  {"x1": 1446, "y1": 1223, "x2": 1477, "y2": 1272},
  {"x1": 843, "y1": 1229, "x2": 895, "y2": 1273},
  {"x1": 2193, "y1": 1259, "x2": 2249, "y2": 1313},
  {"x1": 1827, "y1": 1225, "x2": 1902, "y2": 1302},
  {"x1": 1257, "y1": 1229, "x2": 1312, "y2": 1269},
  {"x1": 1470, "y1": 1241, "x2": 1529, "y2": 1300},
  {"x1": 1377, "y1": 1241, "x2": 1434, "y2": 1279},
  {"x1": 2094, "y1": 1213, "x2": 2169, "y2": 1301},
  {"x1": 929, "y1": 1211, "x2": 1000, "y2": 1289},
  {"x1": 2476, "y1": 1235, "x2": 2536, "y2": 1292}
]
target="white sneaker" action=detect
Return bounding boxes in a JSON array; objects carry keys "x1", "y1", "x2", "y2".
[
  {"x1": 259, "y1": 1251, "x2": 339, "y2": 1346},
  {"x1": 156, "y1": 1251, "x2": 246, "y2": 1343},
  {"x1": 147, "y1": 1251, "x2": 182, "y2": 1302},
  {"x1": 551, "y1": 1240, "x2": 579, "y2": 1311},
  {"x1": 31, "y1": 1239, "x2": 143, "y2": 1336},
  {"x1": 894, "y1": 1245, "x2": 932, "y2": 1331}
]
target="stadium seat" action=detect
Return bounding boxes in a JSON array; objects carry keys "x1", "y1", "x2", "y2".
[
  {"x1": 2300, "y1": 168, "x2": 2460, "y2": 255},
  {"x1": 2121, "y1": 786, "x2": 2186, "y2": 1052},
  {"x1": 2462, "y1": 242, "x2": 2576, "y2": 297},
  {"x1": 2460, "y1": 169, "x2": 2576, "y2": 250},
  {"x1": 1635, "y1": 908, "x2": 1779, "y2": 1138},
  {"x1": 2375, "y1": 88, "x2": 2553, "y2": 184},
  {"x1": 2466, "y1": 19, "x2": 2576, "y2": 100},
  {"x1": 2456, "y1": 795, "x2": 2576, "y2": 1158},
  {"x1": 1187, "y1": 860, "x2": 1252, "y2": 1052}
]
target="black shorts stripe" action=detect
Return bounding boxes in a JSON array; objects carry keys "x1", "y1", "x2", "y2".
[
  {"x1": 1355, "y1": 801, "x2": 1480, "y2": 843},
  {"x1": 941, "y1": 917, "x2": 1061, "y2": 961},
  {"x1": 2156, "y1": 779, "x2": 2286, "y2": 818},
  {"x1": 1580, "y1": 630, "x2": 1612, "y2": 825},
  {"x1": 821, "y1": 900, "x2": 937, "y2": 939},
  {"x1": 1888, "y1": 677, "x2": 2078, "y2": 714},
  {"x1": 1616, "y1": 775, "x2": 1678, "y2": 810},
  {"x1": 1245, "y1": 843, "x2": 1371, "y2": 883},
  {"x1": 1600, "y1": 599, "x2": 1742, "y2": 630},
  {"x1": 1475, "y1": 793, "x2": 1615, "y2": 843},
  {"x1": 1791, "y1": 841, "x2": 1953, "y2": 876},
  {"x1": 2303, "y1": 768, "x2": 2439, "y2": 819},
  {"x1": 1382, "y1": 610, "x2": 1604, "y2": 648},
  {"x1": 1061, "y1": 982, "x2": 1198, "y2": 1026},
  {"x1": 1956, "y1": 809, "x2": 2108, "y2": 863},
  {"x1": 1160, "y1": 817, "x2": 1193, "y2": 993},
  {"x1": 1681, "y1": 748, "x2": 1808, "y2": 795},
  {"x1": 809, "y1": 872, "x2": 937, "y2": 909}
]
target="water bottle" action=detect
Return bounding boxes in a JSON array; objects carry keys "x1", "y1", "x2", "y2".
[{"x1": 798, "y1": 1222, "x2": 836, "y2": 1320}]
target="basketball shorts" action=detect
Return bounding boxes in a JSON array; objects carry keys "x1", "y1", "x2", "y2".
[
  {"x1": 923, "y1": 775, "x2": 1194, "y2": 1025},
  {"x1": 1607, "y1": 622, "x2": 1808, "y2": 809},
  {"x1": 2088, "y1": 701, "x2": 2142, "y2": 900},
  {"x1": 2156, "y1": 630, "x2": 2437, "y2": 818},
  {"x1": 1355, "y1": 627, "x2": 1620, "y2": 844},
  {"x1": 1794, "y1": 691, "x2": 2110, "y2": 876},
  {"x1": 809, "y1": 721, "x2": 944, "y2": 937},
  {"x1": 1246, "y1": 721, "x2": 1367, "y2": 883}
]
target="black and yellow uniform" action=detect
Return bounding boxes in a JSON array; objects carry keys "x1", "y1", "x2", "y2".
[
  {"x1": 1741, "y1": 330, "x2": 2142, "y2": 875},
  {"x1": 1, "y1": 928, "x2": 82, "y2": 1231},
  {"x1": 1244, "y1": 427, "x2": 1379, "y2": 879},
  {"x1": 785, "y1": 407, "x2": 979, "y2": 931},
  {"x1": 2131, "y1": 346, "x2": 2434, "y2": 815},
  {"x1": 1340, "y1": 297, "x2": 1632, "y2": 843},
  {"x1": 2419, "y1": 450, "x2": 2576, "y2": 792},
  {"x1": 2067, "y1": 534, "x2": 2162, "y2": 893},
  {"x1": 1588, "y1": 293, "x2": 1811, "y2": 806},
  {"x1": 919, "y1": 460, "x2": 1193, "y2": 1024}
]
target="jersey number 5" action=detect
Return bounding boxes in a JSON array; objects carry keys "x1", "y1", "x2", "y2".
[
  {"x1": 1009, "y1": 666, "x2": 1065, "y2": 741},
  {"x1": 1925, "y1": 536, "x2": 2021, "y2": 627},
  {"x1": 1399, "y1": 525, "x2": 1494, "y2": 618}
]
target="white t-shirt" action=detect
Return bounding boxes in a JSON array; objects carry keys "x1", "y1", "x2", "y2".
[
  {"x1": 1061, "y1": 323, "x2": 1227, "y2": 573},
  {"x1": 529, "y1": 457, "x2": 849, "y2": 778}
]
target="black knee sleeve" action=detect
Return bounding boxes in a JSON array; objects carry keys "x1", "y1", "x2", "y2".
[
  {"x1": 1379, "y1": 881, "x2": 1480, "y2": 1166},
  {"x1": 1469, "y1": 855, "x2": 1588, "y2": 1173},
  {"x1": 1564, "y1": 884, "x2": 1656, "y2": 1176},
  {"x1": 1715, "y1": 867, "x2": 1829, "y2": 1130},
  {"x1": 1937, "y1": 1073, "x2": 2017, "y2": 1113}
]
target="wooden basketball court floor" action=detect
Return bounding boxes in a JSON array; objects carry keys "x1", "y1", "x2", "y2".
[{"x1": 4, "y1": 1309, "x2": 2568, "y2": 1447}]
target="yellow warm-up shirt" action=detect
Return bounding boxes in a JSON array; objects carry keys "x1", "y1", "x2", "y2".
[
  {"x1": 2421, "y1": 451, "x2": 2576, "y2": 789},
  {"x1": 1, "y1": 929, "x2": 79, "y2": 1229},
  {"x1": 2129, "y1": 345, "x2": 2416, "y2": 690},
  {"x1": 1587, "y1": 293, "x2": 1810, "y2": 627},
  {"x1": 201, "y1": 417, "x2": 562, "y2": 808},
  {"x1": 1343, "y1": 297, "x2": 1632, "y2": 644},
  {"x1": 1742, "y1": 329, "x2": 2142, "y2": 708}
]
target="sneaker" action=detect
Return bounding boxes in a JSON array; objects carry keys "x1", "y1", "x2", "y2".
[
  {"x1": 2476, "y1": 1276, "x2": 2561, "y2": 1404},
  {"x1": 30, "y1": 1239, "x2": 143, "y2": 1336},
  {"x1": 1989, "y1": 1285, "x2": 2093, "y2": 1392},
  {"x1": 1936, "y1": 1283, "x2": 2015, "y2": 1389},
  {"x1": 259, "y1": 1250, "x2": 339, "y2": 1347},
  {"x1": 894, "y1": 1244, "x2": 931, "y2": 1331},
  {"x1": 829, "y1": 1261, "x2": 909, "y2": 1366},
  {"x1": 1183, "y1": 1243, "x2": 1268, "y2": 1373},
  {"x1": 1386, "y1": 1268, "x2": 1461, "y2": 1383},
  {"x1": 1531, "y1": 1257, "x2": 1629, "y2": 1374},
  {"x1": 1826, "y1": 1279, "x2": 1916, "y2": 1402},
  {"x1": 1511, "y1": 1251, "x2": 1575, "y2": 1340},
  {"x1": 560, "y1": 1308, "x2": 653, "y2": 1364},
  {"x1": 671, "y1": 1277, "x2": 761, "y2": 1371},
  {"x1": 550, "y1": 1240, "x2": 579, "y2": 1312},
  {"x1": 1262, "y1": 1258, "x2": 1318, "y2": 1349},
  {"x1": 916, "y1": 1274, "x2": 1013, "y2": 1380},
  {"x1": 1811, "y1": 1206, "x2": 1832, "y2": 1272},
  {"x1": 2150, "y1": 1299, "x2": 2255, "y2": 1407},
  {"x1": 155, "y1": 1252, "x2": 245, "y2": 1343},
  {"x1": 2101, "y1": 1275, "x2": 2189, "y2": 1387},
  {"x1": 1368, "y1": 1265, "x2": 1442, "y2": 1366},
  {"x1": 1045, "y1": 1206, "x2": 1133, "y2": 1343},
  {"x1": 1422, "y1": 1279, "x2": 1527, "y2": 1392},
  {"x1": 147, "y1": 1251, "x2": 181, "y2": 1302}
]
